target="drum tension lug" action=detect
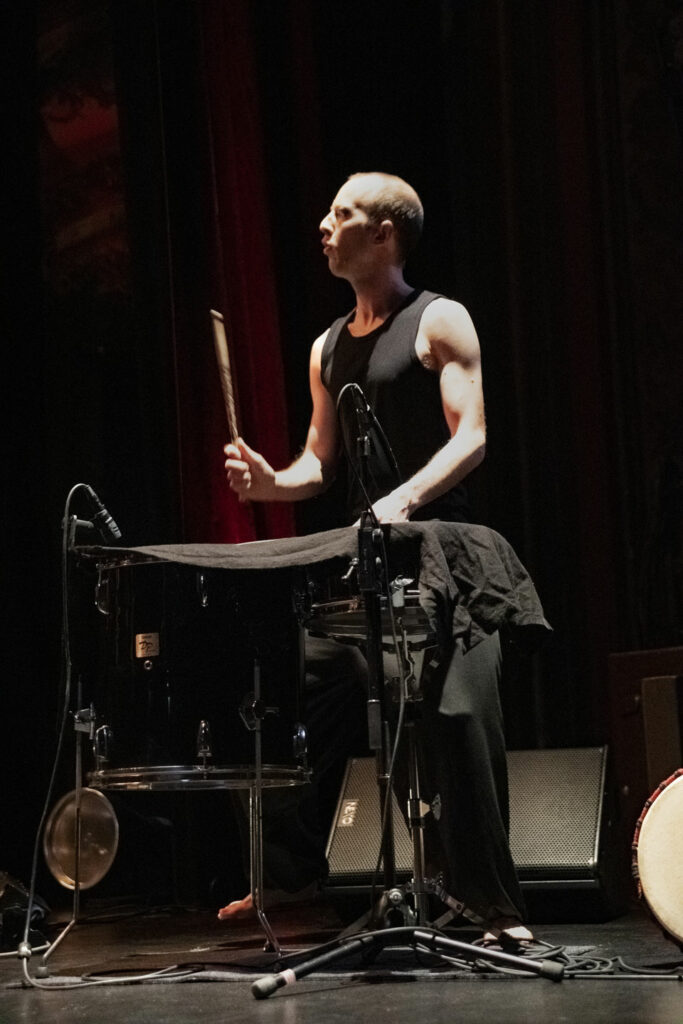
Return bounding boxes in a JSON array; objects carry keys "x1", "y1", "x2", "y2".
[
  {"x1": 239, "y1": 693, "x2": 279, "y2": 732},
  {"x1": 341, "y1": 558, "x2": 358, "y2": 583},
  {"x1": 73, "y1": 704, "x2": 96, "y2": 740},
  {"x1": 196, "y1": 719, "x2": 213, "y2": 767},
  {"x1": 292, "y1": 723, "x2": 308, "y2": 768}
]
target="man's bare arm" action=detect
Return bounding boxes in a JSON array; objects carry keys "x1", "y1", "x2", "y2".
[
  {"x1": 371, "y1": 298, "x2": 486, "y2": 522},
  {"x1": 224, "y1": 332, "x2": 339, "y2": 502}
]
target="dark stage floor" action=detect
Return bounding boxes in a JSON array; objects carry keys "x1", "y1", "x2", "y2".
[{"x1": 2, "y1": 894, "x2": 682, "y2": 1023}]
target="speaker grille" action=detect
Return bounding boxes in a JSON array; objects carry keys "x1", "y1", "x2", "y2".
[
  {"x1": 507, "y1": 747, "x2": 606, "y2": 876},
  {"x1": 326, "y1": 758, "x2": 413, "y2": 884},
  {"x1": 326, "y1": 748, "x2": 608, "y2": 888}
]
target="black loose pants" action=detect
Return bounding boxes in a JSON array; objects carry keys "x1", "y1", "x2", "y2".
[{"x1": 251, "y1": 630, "x2": 525, "y2": 923}]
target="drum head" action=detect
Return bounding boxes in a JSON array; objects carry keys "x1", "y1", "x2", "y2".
[
  {"x1": 87, "y1": 764, "x2": 311, "y2": 791},
  {"x1": 636, "y1": 773, "x2": 683, "y2": 945}
]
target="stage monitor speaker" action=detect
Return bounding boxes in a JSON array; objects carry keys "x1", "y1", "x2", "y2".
[
  {"x1": 326, "y1": 748, "x2": 623, "y2": 915},
  {"x1": 506, "y1": 747, "x2": 609, "y2": 887},
  {"x1": 325, "y1": 757, "x2": 413, "y2": 890}
]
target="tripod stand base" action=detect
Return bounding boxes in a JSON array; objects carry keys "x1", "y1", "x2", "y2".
[{"x1": 251, "y1": 924, "x2": 564, "y2": 998}]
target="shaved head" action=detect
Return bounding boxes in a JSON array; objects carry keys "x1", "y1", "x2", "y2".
[{"x1": 345, "y1": 172, "x2": 424, "y2": 262}]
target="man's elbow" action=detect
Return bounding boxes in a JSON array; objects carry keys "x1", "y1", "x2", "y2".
[
  {"x1": 470, "y1": 428, "x2": 486, "y2": 469},
  {"x1": 319, "y1": 458, "x2": 337, "y2": 491}
]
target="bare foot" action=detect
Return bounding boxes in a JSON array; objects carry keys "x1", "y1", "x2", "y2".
[
  {"x1": 217, "y1": 882, "x2": 319, "y2": 922},
  {"x1": 482, "y1": 916, "x2": 534, "y2": 945},
  {"x1": 217, "y1": 893, "x2": 254, "y2": 921}
]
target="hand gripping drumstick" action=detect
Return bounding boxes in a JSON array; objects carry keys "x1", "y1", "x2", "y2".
[{"x1": 210, "y1": 309, "x2": 239, "y2": 443}]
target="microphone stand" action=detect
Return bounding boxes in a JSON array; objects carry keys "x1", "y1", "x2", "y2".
[
  {"x1": 354, "y1": 423, "x2": 401, "y2": 924},
  {"x1": 249, "y1": 398, "x2": 564, "y2": 998}
]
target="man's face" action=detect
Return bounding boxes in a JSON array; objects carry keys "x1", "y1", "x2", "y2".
[{"x1": 319, "y1": 178, "x2": 380, "y2": 280}]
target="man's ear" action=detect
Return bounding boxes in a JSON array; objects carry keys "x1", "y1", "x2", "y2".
[{"x1": 372, "y1": 218, "x2": 394, "y2": 245}]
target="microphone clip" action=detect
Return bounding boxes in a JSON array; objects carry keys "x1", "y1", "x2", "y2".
[{"x1": 66, "y1": 484, "x2": 123, "y2": 547}]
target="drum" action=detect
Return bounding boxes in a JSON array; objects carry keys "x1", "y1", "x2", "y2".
[
  {"x1": 298, "y1": 556, "x2": 434, "y2": 651},
  {"x1": 305, "y1": 591, "x2": 434, "y2": 650},
  {"x1": 631, "y1": 769, "x2": 683, "y2": 949},
  {"x1": 85, "y1": 557, "x2": 309, "y2": 791}
]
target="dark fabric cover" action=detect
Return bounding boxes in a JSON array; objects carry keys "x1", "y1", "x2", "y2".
[{"x1": 79, "y1": 520, "x2": 551, "y2": 655}]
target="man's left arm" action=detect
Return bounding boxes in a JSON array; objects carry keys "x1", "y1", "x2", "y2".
[{"x1": 371, "y1": 298, "x2": 486, "y2": 522}]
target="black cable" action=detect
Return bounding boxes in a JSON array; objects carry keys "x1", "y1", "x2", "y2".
[
  {"x1": 335, "y1": 383, "x2": 380, "y2": 527},
  {"x1": 19, "y1": 484, "x2": 84, "y2": 955}
]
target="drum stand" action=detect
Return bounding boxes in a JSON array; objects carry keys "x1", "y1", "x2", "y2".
[{"x1": 239, "y1": 657, "x2": 284, "y2": 956}]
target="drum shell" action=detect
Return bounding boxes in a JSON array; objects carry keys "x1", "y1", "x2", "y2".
[{"x1": 88, "y1": 560, "x2": 304, "y2": 785}]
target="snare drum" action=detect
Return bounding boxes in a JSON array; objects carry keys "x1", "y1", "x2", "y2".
[
  {"x1": 86, "y1": 558, "x2": 309, "y2": 790},
  {"x1": 299, "y1": 559, "x2": 434, "y2": 650},
  {"x1": 305, "y1": 591, "x2": 434, "y2": 650},
  {"x1": 631, "y1": 768, "x2": 683, "y2": 949}
]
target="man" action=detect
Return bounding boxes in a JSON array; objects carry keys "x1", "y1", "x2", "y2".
[{"x1": 223, "y1": 172, "x2": 531, "y2": 944}]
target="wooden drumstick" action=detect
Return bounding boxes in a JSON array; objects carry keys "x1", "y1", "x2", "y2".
[{"x1": 210, "y1": 309, "x2": 239, "y2": 443}]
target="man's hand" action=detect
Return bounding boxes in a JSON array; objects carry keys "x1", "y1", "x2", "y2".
[
  {"x1": 370, "y1": 488, "x2": 414, "y2": 523},
  {"x1": 224, "y1": 438, "x2": 276, "y2": 502}
]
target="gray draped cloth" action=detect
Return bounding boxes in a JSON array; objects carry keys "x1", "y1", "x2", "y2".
[{"x1": 83, "y1": 520, "x2": 551, "y2": 656}]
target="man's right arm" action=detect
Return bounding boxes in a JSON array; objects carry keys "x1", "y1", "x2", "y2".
[{"x1": 224, "y1": 331, "x2": 339, "y2": 503}]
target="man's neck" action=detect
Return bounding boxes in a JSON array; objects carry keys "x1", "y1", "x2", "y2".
[{"x1": 348, "y1": 268, "x2": 413, "y2": 336}]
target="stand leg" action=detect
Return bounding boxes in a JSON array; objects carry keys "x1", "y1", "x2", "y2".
[
  {"x1": 405, "y1": 714, "x2": 430, "y2": 924},
  {"x1": 248, "y1": 659, "x2": 281, "y2": 956},
  {"x1": 251, "y1": 925, "x2": 564, "y2": 999},
  {"x1": 38, "y1": 703, "x2": 93, "y2": 975}
]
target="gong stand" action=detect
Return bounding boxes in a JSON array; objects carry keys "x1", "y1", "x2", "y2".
[
  {"x1": 36, "y1": 697, "x2": 94, "y2": 976},
  {"x1": 28, "y1": 514, "x2": 99, "y2": 976}
]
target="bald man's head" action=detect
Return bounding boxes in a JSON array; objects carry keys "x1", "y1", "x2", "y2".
[{"x1": 346, "y1": 172, "x2": 424, "y2": 263}]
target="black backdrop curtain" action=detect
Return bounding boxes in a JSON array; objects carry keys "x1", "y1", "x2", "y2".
[{"x1": 238, "y1": 1, "x2": 683, "y2": 748}]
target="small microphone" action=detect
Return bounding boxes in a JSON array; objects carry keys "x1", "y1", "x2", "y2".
[
  {"x1": 344, "y1": 383, "x2": 401, "y2": 487},
  {"x1": 348, "y1": 383, "x2": 372, "y2": 435},
  {"x1": 83, "y1": 486, "x2": 122, "y2": 542}
]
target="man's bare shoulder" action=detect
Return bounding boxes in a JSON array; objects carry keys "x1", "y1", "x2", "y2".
[
  {"x1": 310, "y1": 328, "x2": 331, "y2": 368},
  {"x1": 419, "y1": 296, "x2": 480, "y2": 364}
]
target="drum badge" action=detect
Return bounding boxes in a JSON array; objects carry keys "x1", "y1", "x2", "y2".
[{"x1": 135, "y1": 632, "x2": 160, "y2": 658}]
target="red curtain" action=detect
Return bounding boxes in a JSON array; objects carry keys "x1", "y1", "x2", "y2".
[{"x1": 176, "y1": 0, "x2": 295, "y2": 543}]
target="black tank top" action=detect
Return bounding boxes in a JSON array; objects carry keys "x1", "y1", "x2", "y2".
[{"x1": 321, "y1": 288, "x2": 471, "y2": 524}]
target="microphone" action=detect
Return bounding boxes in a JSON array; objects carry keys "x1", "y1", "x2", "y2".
[
  {"x1": 83, "y1": 486, "x2": 122, "y2": 542},
  {"x1": 348, "y1": 382, "x2": 372, "y2": 436},
  {"x1": 342, "y1": 383, "x2": 401, "y2": 488}
]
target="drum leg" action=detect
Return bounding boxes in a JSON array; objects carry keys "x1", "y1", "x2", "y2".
[{"x1": 247, "y1": 659, "x2": 281, "y2": 956}]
